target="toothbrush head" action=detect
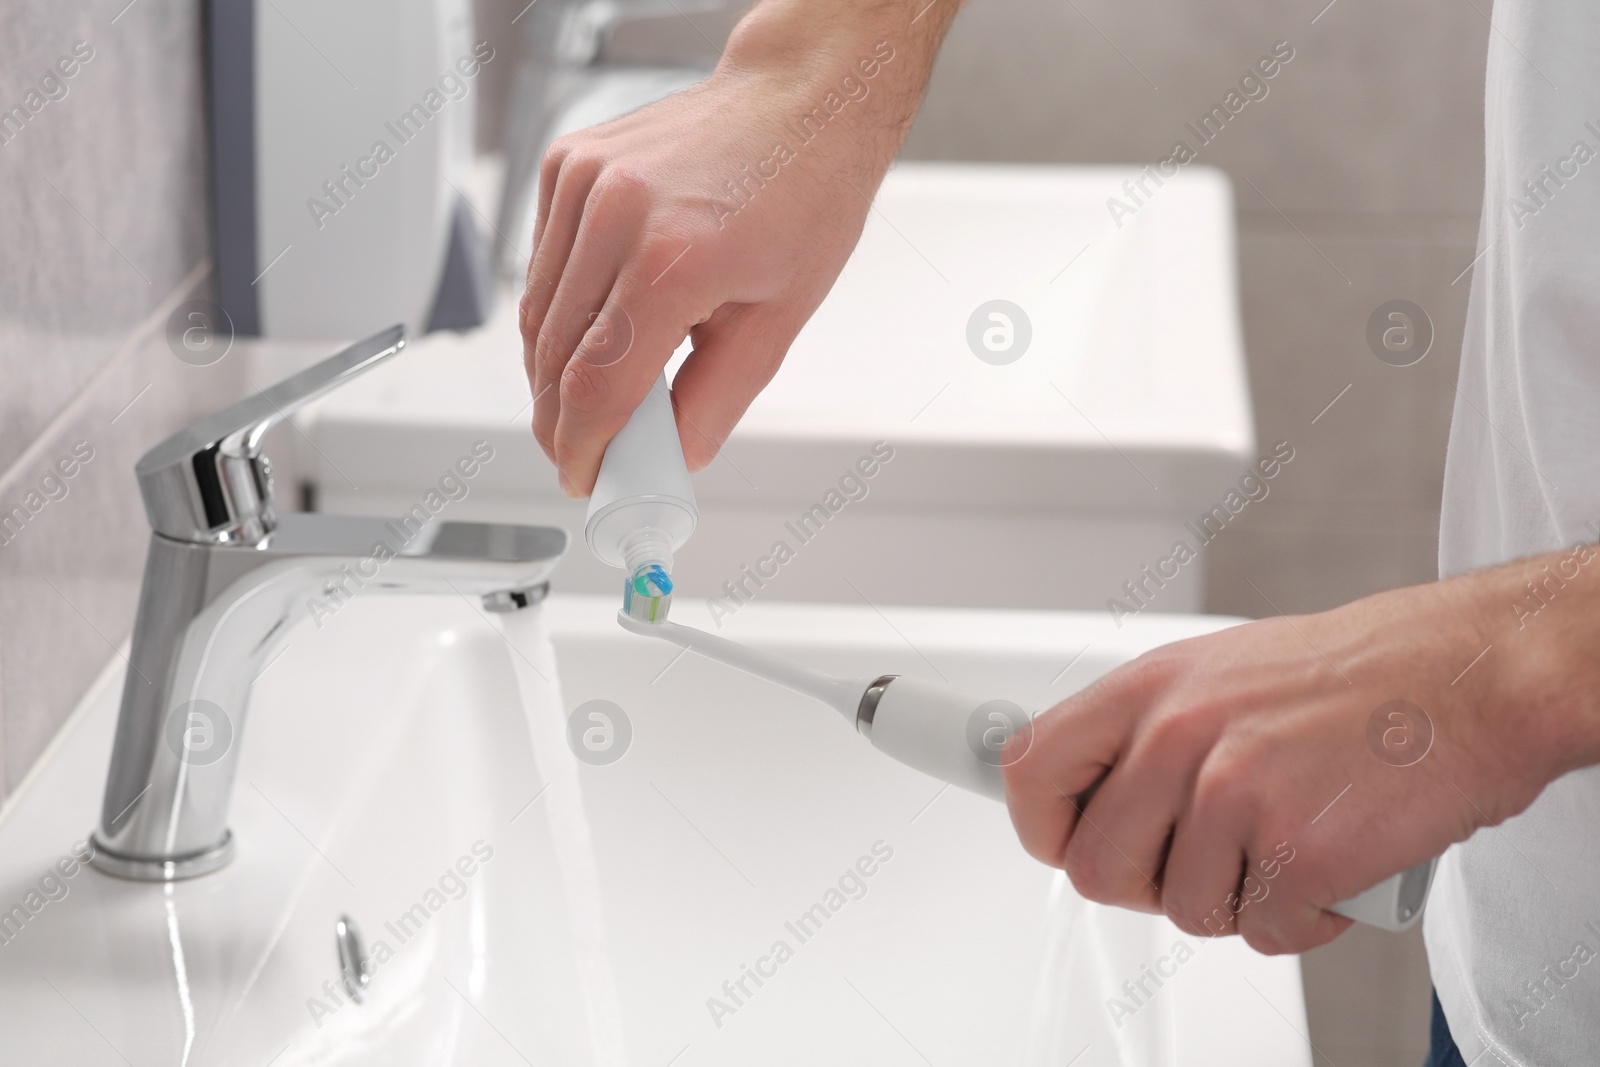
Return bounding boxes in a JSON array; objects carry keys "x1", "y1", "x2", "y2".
[
  {"x1": 623, "y1": 562, "x2": 673, "y2": 623},
  {"x1": 613, "y1": 609, "x2": 864, "y2": 720}
]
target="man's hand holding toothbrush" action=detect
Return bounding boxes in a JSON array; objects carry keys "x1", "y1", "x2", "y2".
[{"x1": 1003, "y1": 560, "x2": 1600, "y2": 954}]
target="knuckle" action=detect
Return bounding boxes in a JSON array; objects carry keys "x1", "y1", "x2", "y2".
[
  {"x1": 1167, "y1": 915, "x2": 1205, "y2": 938},
  {"x1": 1167, "y1": 907, "x2": 1220, "y2": 939},
  {"x1": 1138, "y1": 706, "x2": 1207, "y2": 763},
  {"x1": 545, "y1": 144, "x2": 604, "y2": 209},
  {"x1": 518, "y1": 290, "x2": 543, "y2": 340},
  {"x1": 1016, "y1": 829, "x2": 1064, "y2": 871},
  {"x1": 1165, "y1": 886, "x2": 1234, "y2": 938},
  {"x1": 1076, "y1": 648, "x2": 1178, "y2": 711},
  {"x1": 573, "y1": 304, "x2": 636, "y2": 368},
  {"x1": 532, "y1": 326, "x2": 569, "y2": 383},
  {"x1": 1171, "y1": 914, "x2": 1209, "y2": 938},
  {"x1": 1009, "y1": 802, "x2": 1071, "y2": 871},
  {"x1": 631, "y1": 235, "x2": 695, "y2": 285},
  {"x1": 1125, "y1": 644, "x2": 1186, "y2": 687},
  {"x1": 587, "y1": 166, "x2": 650, "y2": 215},
  {"x1": 540, "y1": 135, "x2": 582, "y2": 181},
  {"x1": 542, "y1": 133, "x2": 576, "y2": 163},
  {"x1": 559, "y1": 354, "x2": 614, "y2": 416},
  {"x1": 1239, "y1": 924, "x2": 1292, "y2": 957},
  {"x1": 1062, "y1": 840, "x2": 1122, "y2": 905},
  {"x1": 1190, "y1": 769, "x2": 1232, "y2": 819},
  {"x1": 1192, "y1": 751, "x2": 1255, "y2": 822}
]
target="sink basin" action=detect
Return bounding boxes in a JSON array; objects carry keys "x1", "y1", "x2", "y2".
[
  {"x1": 0, "y1": 594, "x2": 600, "y2": 1064},
  {"x1": 0, "y1": 593, "x2": 1309, "y2": 1065}
]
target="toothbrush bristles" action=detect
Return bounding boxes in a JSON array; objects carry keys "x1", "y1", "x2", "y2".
[{"x1": 624, "y1": 565, "x2": 673, "y2": 622}]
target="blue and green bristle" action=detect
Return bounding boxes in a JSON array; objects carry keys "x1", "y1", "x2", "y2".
[{"x1": 623, "y1": 563, "x2": 674, "y2": 622}]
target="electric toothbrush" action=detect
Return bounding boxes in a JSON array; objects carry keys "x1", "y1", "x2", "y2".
[
  {"x1": 584, "y1": 377, "x2": 1433, "y2": 932},
  {"x1": 615, "y1": 612, "x2": 1436, "y2": 933}
]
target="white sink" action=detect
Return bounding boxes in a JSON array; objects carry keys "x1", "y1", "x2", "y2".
[{"x1": 0, "y1": 592, "x2": 1308, "y2": 1065}]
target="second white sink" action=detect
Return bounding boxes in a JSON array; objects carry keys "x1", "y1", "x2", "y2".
[{"x1": 301, "y1": 162, "x2": 1254, "y2": 614}]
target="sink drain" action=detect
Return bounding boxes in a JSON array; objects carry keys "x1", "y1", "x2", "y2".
[{"x1": 336, "y1": 915, "x2": 372, "y2": 1003}]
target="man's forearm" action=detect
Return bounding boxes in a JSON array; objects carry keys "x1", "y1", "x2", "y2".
[
  {"x1": 1476, "y1": 541, "x2": 1600, "y2": 777},
  {"x1": 721, "y1": 0, "x2": 963, "y2": 163}
]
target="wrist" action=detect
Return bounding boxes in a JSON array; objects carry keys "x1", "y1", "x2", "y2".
[
  {"x1": 719, "y1": 0, "x2": 956, "y2": 140},
  {"x1": 726, "y1": 0, "x2": 956, "y2": 63},
  {"x1": 1479, "y1": 543, "x2": 1600, "y2": 778}
]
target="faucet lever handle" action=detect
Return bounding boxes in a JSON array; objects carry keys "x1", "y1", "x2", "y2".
[{"x1": 135, "y1": 324, "x2": 406, "y2": 544}]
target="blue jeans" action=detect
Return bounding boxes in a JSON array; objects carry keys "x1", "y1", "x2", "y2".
[{"x1": 1426, "y1": 990, "x2": 1467, "y2": 1067}]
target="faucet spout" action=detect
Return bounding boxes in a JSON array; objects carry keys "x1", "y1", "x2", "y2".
[
  {"x1": 90, "y1": 327, "x2": 568, "y2": 881},
  {"x1": 92, "y1": 514, "x2": 565, "y2": 881}
]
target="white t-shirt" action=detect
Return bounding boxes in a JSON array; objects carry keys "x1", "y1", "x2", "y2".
[{"x1": 1428, "y1": 1, "x2": 1600, "y2": 1063}]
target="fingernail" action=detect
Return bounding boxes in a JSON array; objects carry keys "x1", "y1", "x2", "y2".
[{"x1": 558, "y1": 472, "x2": 576, "y2": 498}]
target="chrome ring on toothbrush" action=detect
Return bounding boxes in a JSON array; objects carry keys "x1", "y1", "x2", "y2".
[{"x1": 855, "y1": 675, "x2": 898, "y2": 741}]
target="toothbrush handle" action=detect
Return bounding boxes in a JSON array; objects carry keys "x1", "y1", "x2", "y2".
[
  {"x1": 861, "y1": 676, "x2": 1435, "y2": 932},
  {"x1": 858, "y1": 675, "x2": 1013, "y2": 801},
  {"x1": 1328, "y1": 861, "x2": 1435, "y2": 931}
]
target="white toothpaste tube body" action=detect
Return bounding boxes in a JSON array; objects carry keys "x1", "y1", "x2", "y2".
[{"x1": 584, "y1": 373, "x2": 697, "y2": 620}]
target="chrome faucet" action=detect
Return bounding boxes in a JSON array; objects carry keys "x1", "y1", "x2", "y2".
[{"x1": 90, "y1": 326, "x2": 566, "y2": 881}]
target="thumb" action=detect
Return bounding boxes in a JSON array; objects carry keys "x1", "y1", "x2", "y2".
[
  {"x1": 1003, "y1": 664, "x2": 1152, "y2": 867},
  {"x1": 669, "y1": 302, "x2": 804, "y2": 471}
]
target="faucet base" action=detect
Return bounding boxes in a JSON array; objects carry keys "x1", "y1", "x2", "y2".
[{"x1": 88, "y1": 831, "x2": 234, "y2": 882}]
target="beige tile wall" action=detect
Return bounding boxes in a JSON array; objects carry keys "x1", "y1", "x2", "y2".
[{"x1": 0, "y1": 0, "x2": 242, "y2": 795}]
